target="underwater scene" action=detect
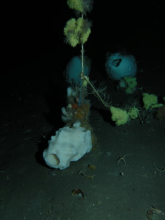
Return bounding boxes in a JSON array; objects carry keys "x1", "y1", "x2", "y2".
[{"x1": 0, "y1": 0, "x2": 165, "y2": 220}]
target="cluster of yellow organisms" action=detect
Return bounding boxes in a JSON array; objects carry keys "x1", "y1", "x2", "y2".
[{"x1": 110, "y1": 106, "x2": 139, "y2": 126}]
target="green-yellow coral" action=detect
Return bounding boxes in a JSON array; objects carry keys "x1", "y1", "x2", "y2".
[
  {"x1": 110, "y1": 106, "x2": 129, "y2": 126},
  {"x1": 143, "y1": 93, "x2": 158, "y2": 110}
]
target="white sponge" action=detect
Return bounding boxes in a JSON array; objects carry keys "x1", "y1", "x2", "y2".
[{"x1": 43, "y1": 121, "x2": 92, "y2": 170}]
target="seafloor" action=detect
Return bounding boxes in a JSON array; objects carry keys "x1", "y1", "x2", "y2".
[{"x1": 0, "y1": 48, "x2": 165, "y2": 220}]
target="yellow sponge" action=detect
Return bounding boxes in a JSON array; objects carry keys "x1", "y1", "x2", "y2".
[
  {"x1": 110, "y1": 106, "x2": 129, "y2": 126},
  {"x1": 64, "y1": 18, "x2": 91, "y2": 47},
  {"x1": 67, "y1": 0, "x2": 83, "y2": 13},
  {"x1": 143, "y1": 93, "x2": 158, "y2": 110}
]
